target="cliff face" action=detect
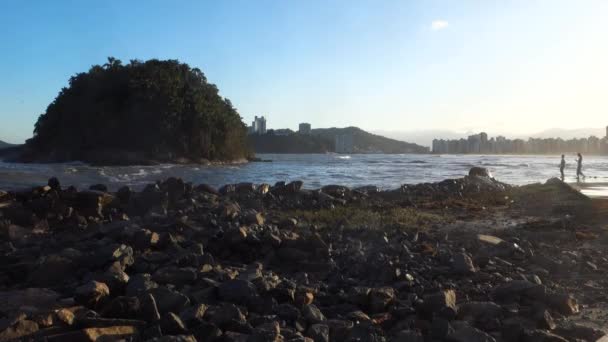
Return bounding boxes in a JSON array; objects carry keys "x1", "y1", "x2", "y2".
[{"x1": 249, "y1": 127, "x2": 429, "y2": 154}]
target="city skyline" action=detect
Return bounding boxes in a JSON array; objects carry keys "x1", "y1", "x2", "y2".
[{"x1": 2, "y1": 1, "x2": 608, "y2": 143}]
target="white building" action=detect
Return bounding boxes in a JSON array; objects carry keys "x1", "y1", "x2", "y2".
[{"x1": 249, "y1": 116, "x2": 267, "y2": 135}]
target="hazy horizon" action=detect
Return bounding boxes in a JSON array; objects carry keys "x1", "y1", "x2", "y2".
[{"x1": 2, "y1": 1, "x2": 608, "y2": 144}]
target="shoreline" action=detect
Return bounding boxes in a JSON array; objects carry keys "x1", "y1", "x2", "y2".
[{"x1": 1, "y1": 171, "x2": 607, "y2": 340}]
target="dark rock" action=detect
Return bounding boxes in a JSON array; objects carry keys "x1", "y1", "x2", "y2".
[
  {"x1": 0, "y1": 319, "x2": 39, "y2": 341},
  {"x1": 420, "y1": 289, "x2": 457, "y2": 319},
  {"x1": 307, "y1": 323, "x2": 329, "y2": 342},
  {"x1": 369, "y1": 287, "x2": 396, "y2": 313},
  {"x1": 153, "y1": 266, "x2": 197, "y2": 286},
  {"x1": 469, "y1": 167, "x2": 492, "y2": 178},
  {"x1": 218, "y1": 279, "x2": 258, "y2": 304},
  {"x1": 160, "y1": 312, "x2": 188, "y2": 335},
  {"x1": 75, "y1": 280, "x2": 110, "y2": 308},
  {"x1": 48, "y1": 177, "x2": 61, "y2": 190},
  {"x1": 192, "y1": 322, "x2": 223, "y2": 341},
  {"x1": 126, "y1": 273, "x2": 158, "y2": 296},
  {"x1": 139, "y1": 293, "x2": 161, "y2": 322},
  {"x1": 302, "y1": 304, "x2": 326, "y2": 323},
  {"x1": 447, "y1": 324, "x2": 496, "y2": 342},
  {"x1": 453, "y1": 253, "x2": 476, "y2": 274},
  {"x1": 149, "y1": 287, "x2": 191, "y2": 315}
]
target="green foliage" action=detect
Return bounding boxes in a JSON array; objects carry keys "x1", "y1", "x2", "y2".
[
  {"x1": 248, "y1": 126, "x2": 429, "y2": 154},
  {"x1": 27, "y1": 57, "x2": 250, "y2": 162}
]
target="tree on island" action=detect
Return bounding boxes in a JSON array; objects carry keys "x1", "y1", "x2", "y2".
[{"x1": 24, "y1": 57, "x2": 251, "y2": 164}]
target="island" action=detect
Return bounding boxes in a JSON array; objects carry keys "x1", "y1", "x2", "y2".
[{"x1": 13, "y1": 58, "x2": 252, "y2": 165}]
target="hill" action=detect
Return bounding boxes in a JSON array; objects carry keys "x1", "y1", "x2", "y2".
[
  {"x1": 18, "y1": 57, "x2": 251, "y2": 165},
  {"x1": 249, "y1": 126, "x2": 429, "y2": 154},
  {"x1": 0, "y1": 140, "x2": 14, "y2": 149}
]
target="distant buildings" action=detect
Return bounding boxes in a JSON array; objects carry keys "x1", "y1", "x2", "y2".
[
  {"x1": 335, "y1": 134, "x2": 354, "y2": 153},
  {"x1": 299, "y1": 123, "x2": 312, "y2": 134},
  {"x1": 248, "y1": 116, "x2": 267, "y2": 135},
  {"x1": 432, "y1": 131, "x2": 608, "y2": 155}
]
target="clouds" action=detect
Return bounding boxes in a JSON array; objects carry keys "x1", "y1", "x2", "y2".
[{"x1": 431, "y1": 20, "x2": 449, "y2": 31}]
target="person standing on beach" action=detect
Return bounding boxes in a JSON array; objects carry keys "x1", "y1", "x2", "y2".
[
  {"x1": 559, "y1": 155, "x2": 566, "y2": 180},
  {"x1": 576, "y1": 153, "x2": 585, "y2": 181}
]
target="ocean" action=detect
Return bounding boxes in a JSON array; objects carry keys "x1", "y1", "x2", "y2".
[{"x1": 1, "y1": 154, "x2": 607, "y2": 192}]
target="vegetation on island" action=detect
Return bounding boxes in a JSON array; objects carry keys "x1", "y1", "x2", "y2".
[
  {"x1": 22, "y1": 57, "x2": 251, "y2": 164},
  {"x1": 249, "y1": 126, "x2": 429, "y2": 154}
]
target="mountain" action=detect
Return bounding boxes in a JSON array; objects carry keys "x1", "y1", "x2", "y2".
[
  {"x1": 527, "y1": 128, "x2": 606, "y2": 140},
  {"x1": 0, "y1": 140, "x2": 14, "y2": 149},
  {"x1": 374, "y1": 127, "x2": 608, "y2": 147},
  {"x1": 249, "y1": 126, "x2": 429, "y2": 154}
]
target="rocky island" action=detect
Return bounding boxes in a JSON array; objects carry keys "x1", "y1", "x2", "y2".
[
  {"x1": 1, "y1": 168, "x2": 607, "y2": 341},
  {"x1": 10, "y1": 58, "x2": 251, "y2": 166}
]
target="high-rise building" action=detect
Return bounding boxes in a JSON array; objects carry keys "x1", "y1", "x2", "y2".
[
  {"x1": 250, "y1": 116, "x2": 267, "y2": 135},
  {"x1": 298, "y1": 123, "x2": 311, "y2": 134}
]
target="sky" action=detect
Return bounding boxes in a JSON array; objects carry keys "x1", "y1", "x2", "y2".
[{"x1": 1, "y1": 0, "x2": 608, "y2": 144}]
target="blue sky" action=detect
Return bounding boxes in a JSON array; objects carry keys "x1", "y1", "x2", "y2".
[{"x1": 1, "y1": 1, "x2": 608, "y2": 143}]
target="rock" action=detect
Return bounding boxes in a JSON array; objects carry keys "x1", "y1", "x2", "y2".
[
  {"x1": 369, "y1": 287, "x2": 396, "y2": 313},
  {"x1": 520, "y1": 329, "x2": 568, "y2": 342},
  {"x1": 491, "y1": 280, "x2": 540, "y2": 300},
  {"x1": 457, "y1": 302, "x2": 502, "y2": 323},
  {"x1": 134, "y1": 229, "x2": 160, "y2": 250},
  {"x1": 244, "y1": 210, "x2": 265, "y2": 225},
  {"x1": 545, "y1": 293, "x2": 579, "y2": 315},
  {"x1": 294, "y1": 289, "x2": 315, "y2": 307},
  {"x1": 250, "y1": 321, "x2": 281, "y2": 342},
  {"x1": 75, "y1": 280, "x2": 110, "y2": 308},
  {"x1": 160, "y1": 312, "x2": 188, "y2": 335},
  {"x1": 447, "y1": 325, "x2": 496, "y2": 342},
  {"x1": 55, "y1": 308, "x2": 75, "y2": 325},
  {"x1": 307, "y1": 323, "x2": 329, "y2": 342},
  {"x1": 179, "y1": 304, "x2": 208, "y2": 326},
  {"x1": 218, "y1": 279, "x2": 258, "y2": 304},
  {"x1": 554, "y1": 322, "x2": 605, "y2": 341},
  {"x1": 0, "y1": 319, "x2": 39, "y2": 341},
  {"x1": 149, "y1": 287, "x2": 191, "y2": 315},
  {"x1": 146, "y1": 335, "x2": 197, "y2": 342},
  {"x1": 48, "y1": 177, "x2": 61, "y2": 190},
  {"x1": 469, "y1": 167, "x2": 492, "y2": 178},
  {"x1": 192, "y1": 321, "x2": 223, "y2": 341},
  {"x1": 45, "y1": 325, "x2": 139, "y2": 342},
  {"x1": 0, "y1": 288, "x2": 60, "y2": 316},
  {"x1": 139, "y1": 293, "x2": 161, "y2": 321},
  {"x1": 126, "y1": 273, "x2": 158, "y2": 296},
  {"x1": 535, "y1": 309, "x2": 556, "y2": 330},
  {"x1": 390, "y1": 330, "x2": 424, "y2": 342},
  {"x1": 206, "y1": 304, "x2": 247, "y2": 327},
  {"x1": 420, "y1": 289, "x2": 457, "y2": 318},
  {"x1": 29, "y1": 254, "x2": 76, "y2": 287},
  {"x1": 302, "y1": 304, "x2": 326, "y2": 323},
  {"x1": 153, "y1": 266, "x2": 197, "y2": 286},
  {"x1": 453, "y1": 253, "x2": 476, "y2": 274}
]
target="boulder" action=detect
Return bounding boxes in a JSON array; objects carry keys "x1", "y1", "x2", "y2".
[
  {"x1": 469, "y1": 167, "x2": 492, "y2": 178},
  {"x1": 218, "y1": 279, "x2": 258, "y2": 304},
  {"x1": 75, "y1": 280, "x2": 110, "y2": 308}
]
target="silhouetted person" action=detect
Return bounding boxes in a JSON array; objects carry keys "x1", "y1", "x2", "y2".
[
  {"x1": 576, "y1": 153, "x2": 585, "y2": 181},
  {"x1": 559, "y1": 155, "x2": 565, "y2": 181}
]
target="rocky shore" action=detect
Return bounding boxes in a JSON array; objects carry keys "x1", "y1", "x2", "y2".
[{"x1": 1, "y1": 168, "x2": 607, "y2": 341}]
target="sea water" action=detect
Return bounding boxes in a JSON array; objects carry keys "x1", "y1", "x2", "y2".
[{"x1": 1, "y1": 154, "x2": 608, "y2": 194}]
